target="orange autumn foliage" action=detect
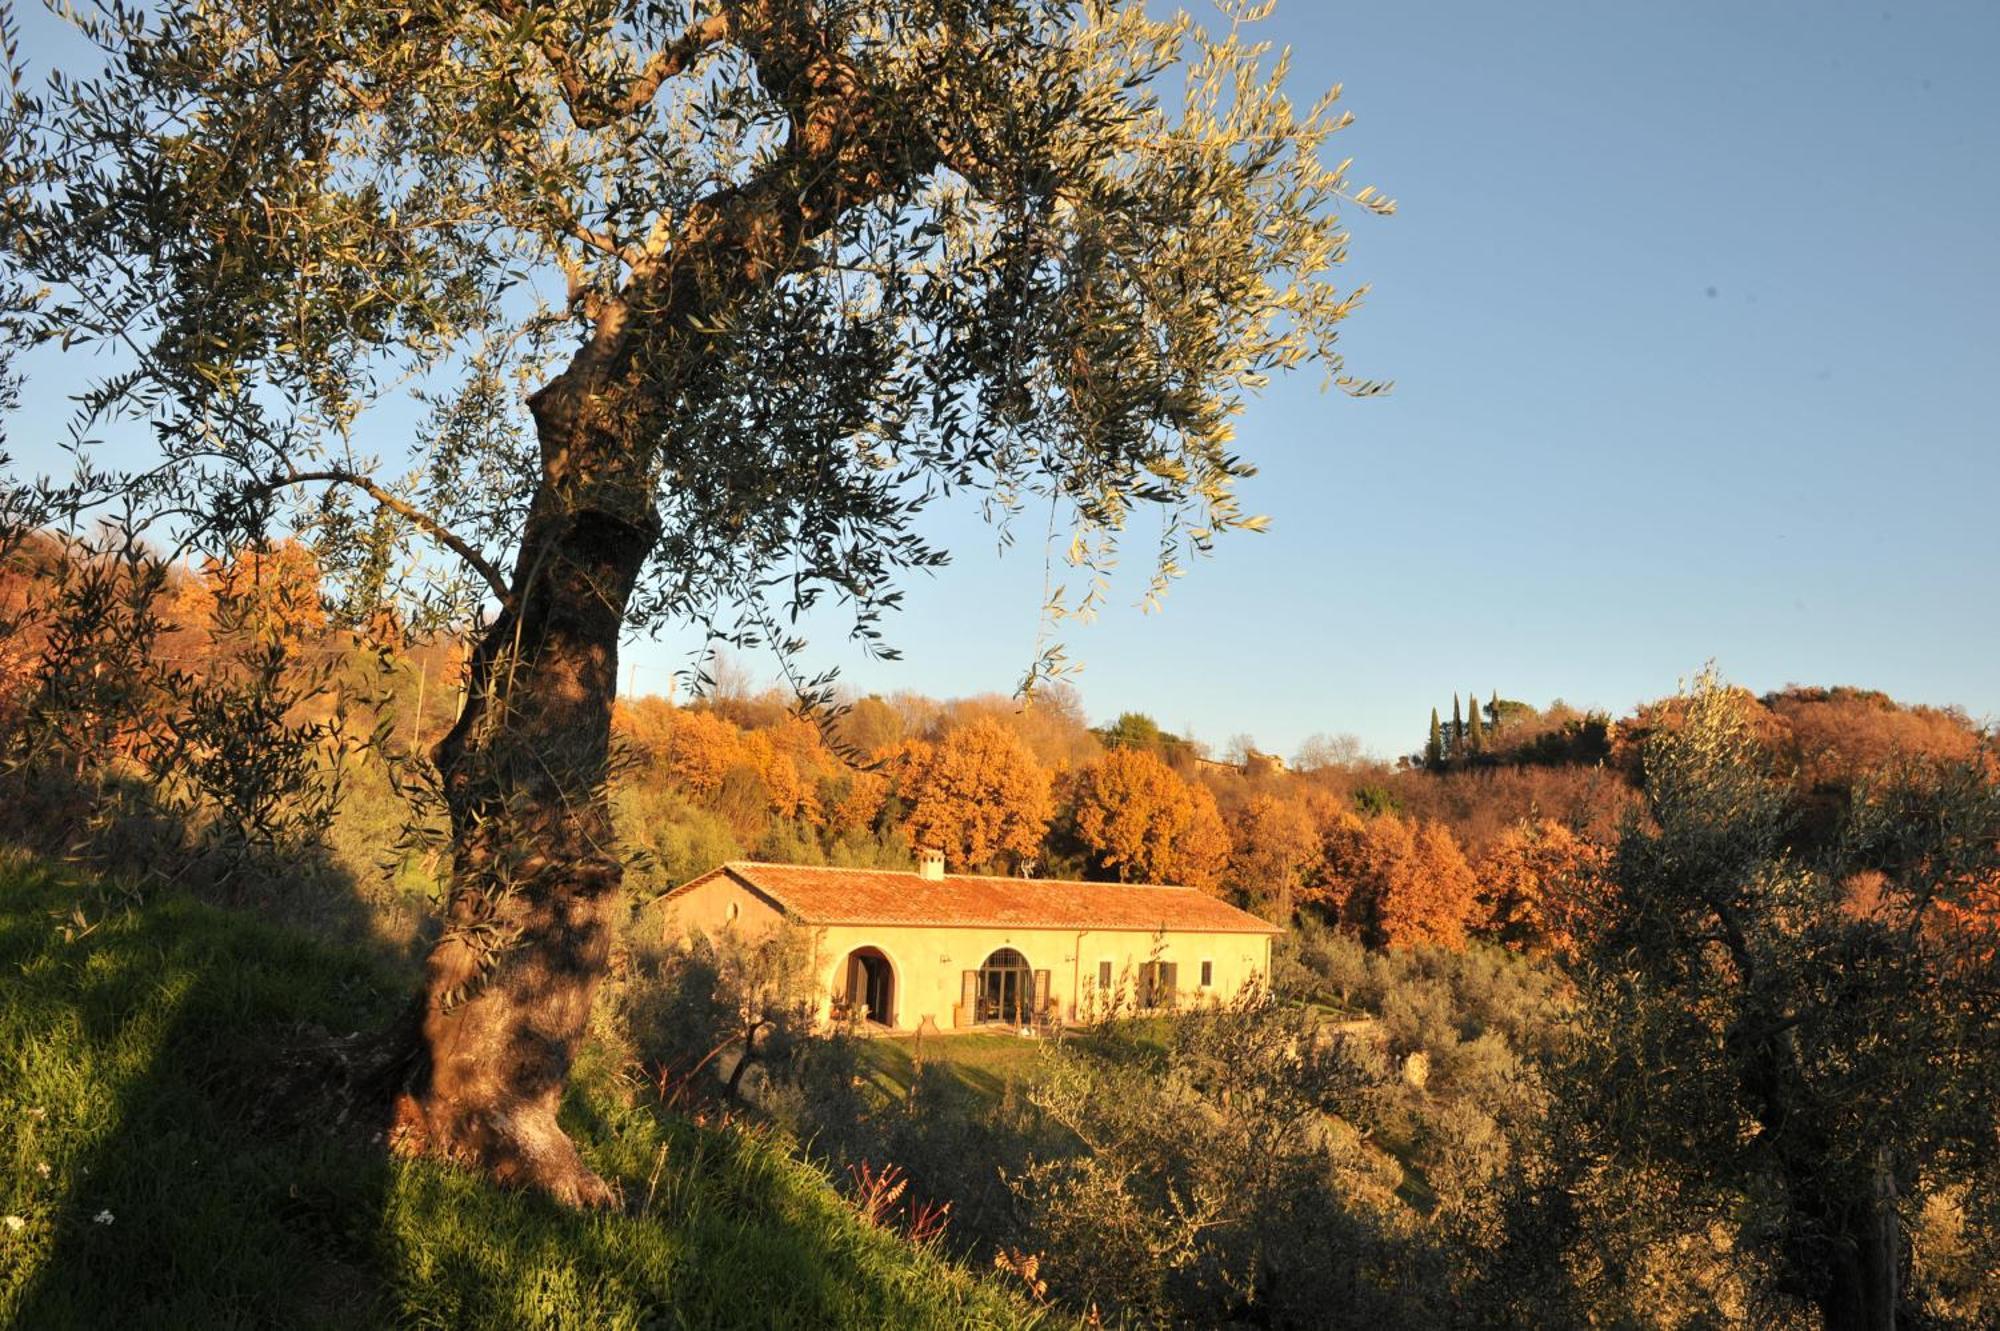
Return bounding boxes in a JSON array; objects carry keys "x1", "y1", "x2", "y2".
[
  {"x1": 738, "y1": 727, "x2": 817, "y2": 823},
  {"x1": 1317, "y1": 811, "x2": 1480, "y2": 950},
  {"x1": 1475, "y1": 817, "x2": 1611, "y2": 952},
  {"x1": 663, "y1": 708, "x2": 742, "y2": 798},
  {"x1": 895, "y1": 719, "x2": 1051, "y2": 873},
  {"x1": 1072, "y1": 747, "x2": 1229, "y2": 892},
  {"x1": 172, "y1": 540, "x2": 328, "y2": 643},
  {"x1": 825, "y1": 768, "x2": 889, "y2": 838},
  {"x1": 613, "y1": 695, "x2": 680, "y2": 765},
  {"x1": 1225, "y1": 793, "x2": 1322, "y2": 920}
]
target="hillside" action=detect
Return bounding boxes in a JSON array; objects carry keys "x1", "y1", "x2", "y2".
[{"x1": 0, "y1": 856, "x2": 1040, "y2": 1330}]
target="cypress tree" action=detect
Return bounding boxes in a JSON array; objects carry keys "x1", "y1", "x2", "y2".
[
  {"x1": 1466, "y1": 686, "x2": 1486, "y2": 754},
  {"x1": 1426, "y1": 708, "x2": 1444, "y2": 769},
  {"x1": 1451, "y1": 694, "x2": 1464, "y2": 753}
]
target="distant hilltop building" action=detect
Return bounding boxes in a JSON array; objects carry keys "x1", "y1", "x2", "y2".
[
  {"x1": 1193, "y1": 749, "x2": 1286, "y2": 778},
  {"x1": 649, "y1": 852, "x2": 1280, "y2": 1033},
  {"x1": 1243, "y1": 748, "x2": 1287, "y2": 777}
]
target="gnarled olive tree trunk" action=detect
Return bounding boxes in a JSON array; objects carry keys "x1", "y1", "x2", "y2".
[
  {"x1": 1804, "y1": 1154, "x2": 1902, "y2": 1331},
  {"x1": 388, "y1": 372, "x2": 659, "y2": 1207}
]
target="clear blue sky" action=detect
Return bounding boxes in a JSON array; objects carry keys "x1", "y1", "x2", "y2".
[{"x1": 8, "y1": 2, "x2": 1998, "y2": 759}]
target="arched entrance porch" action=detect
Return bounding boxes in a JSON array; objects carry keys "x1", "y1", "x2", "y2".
[{"x1": 840, "y1": 946, "x2": 896, "y2": 1029}]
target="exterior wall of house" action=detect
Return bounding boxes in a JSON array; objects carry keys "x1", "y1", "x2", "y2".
[
  {"x1": 649, "y1": 874, "x2": 1273, "y2": 1032},
  {"x1": 812, "y1": 922, "x2": 1274, "y2": 1031},
  {"x1": 651, "y1": 871, "x2": 787, "y2": 942}
]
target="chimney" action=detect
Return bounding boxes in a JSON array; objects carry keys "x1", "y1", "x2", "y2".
[{"x1": 918, "y1": 848, "x2": 945, "y2": 881}]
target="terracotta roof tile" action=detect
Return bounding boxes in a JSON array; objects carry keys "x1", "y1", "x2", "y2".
[{"x1": 667, "y1": 861, "x2": 1282, "y2": 935}]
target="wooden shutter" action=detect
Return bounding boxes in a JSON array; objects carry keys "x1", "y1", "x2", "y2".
[
  {"x1": 957, "y1": 969, "x2": 979, "y2": 1028},
  {"x1": 1138, "y1": 962, "x2": 1155, "y2": 1010},
  {"x1": 1033, "y1": 969, "x2": 1052, "y2": 1019},
  {"x1": 1159, "y1": 962, "x2": 1179, "y2": 1011}
]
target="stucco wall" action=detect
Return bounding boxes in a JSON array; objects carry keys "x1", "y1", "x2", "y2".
[
  {"x1": 650, "y1": 873, "x2": 1272, "y2": 1032},
  {"x1": 813, "y1": 922, "x2": 1273, "y2": 1030},
  {"x1": 652, "y1": 871, "x2": 787, "y2": 942}
]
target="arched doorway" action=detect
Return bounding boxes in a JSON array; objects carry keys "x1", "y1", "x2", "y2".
[
  {"x1": 976, "y1": 947, "x2": 1035, "y2": 1027},
  {"x1": 842, "y1": 947, "x2": 895, "y2": 1029}
]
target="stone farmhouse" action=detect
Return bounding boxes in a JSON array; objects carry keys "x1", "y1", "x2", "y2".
[{"x1": 649, "y1": 851, "x2": 1282, "y2": 1033}]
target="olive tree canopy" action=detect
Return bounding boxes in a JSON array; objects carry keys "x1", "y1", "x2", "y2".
[{"x1": 0, "y1": 0, "x2": 1390, "y2": 1203}]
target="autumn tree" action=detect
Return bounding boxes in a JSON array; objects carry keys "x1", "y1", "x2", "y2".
[
  {"x1": 1071, "y1": 746, "x2": 1229, "y2": 890},
  {"x1": 1225, "y1": 793, "x2": 1322, "y2": 921},
  {"x1": 1318, "y1": 810, "x2": 1479, "y2": 949},
  {"x1": 662, "y1": 707, "x2": 743, "y2": 799},
  {"x1": 894, "y1": 719, "x2": 1050, "y2": 874},
  {"x1": 172, "y1": 539, "x2": 329, "y2": 645},
  {"x1": 1, "y1": 0, "x2": 1388, "y2": 1204},
  {"x1": 1474, "y1": 817, "x2": 1607, "y2": 951},
  {"x1": 831, "y1": 693, "x2": 905, "y2": 763},
  {"x1": 938, "y1": 684, "x2": 1100, "y2": 771}
]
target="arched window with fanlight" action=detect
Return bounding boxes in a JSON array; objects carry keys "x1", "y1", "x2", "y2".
[{"x1": 972, "y1": 947, "x2": 1035, "y2": 1027}]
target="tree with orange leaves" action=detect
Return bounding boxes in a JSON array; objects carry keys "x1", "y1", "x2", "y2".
[
  {"x1": 1384, "y1": 819, "x2": 1480, "y2": 949},
  {"x1": 1071, "y1": 747, "x2": 1230, "y2": 891},
  {"x1": 1475, "y1": 817, "x2": 1610, "y2": 952},
  {"x1": 1317, "y1": 810, "x2": 1479, "y2": 949},
  {"x1": 612, "y1": 695, "x2": 679, "y2": 768},
  {"x1": 171, "y1": 539, "x2": 328, "y2": 644},
  {"x1": 823, "y1": 768, "x2": 889, "y2": 840},
  {"x1": 662, "y1": 708, "x2": 741, "y2": 798},
  {"x1": 1226, "y1": 793, "x2": 1323, "y2": 920},
  {"x1": 895, "y1": 719, "x2": 1051, "y2": 874}
]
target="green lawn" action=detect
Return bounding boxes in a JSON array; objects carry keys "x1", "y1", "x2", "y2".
[
  {"x1": 0, "y1": 857, "x2": 1043, "y2": 1329},
  {"x1": 857, "y1": 1031, "x2": 1049, "y2": 1102},
  {"x1": 856, "y1": 1019, "x2": 1179, "y2": 1105}
]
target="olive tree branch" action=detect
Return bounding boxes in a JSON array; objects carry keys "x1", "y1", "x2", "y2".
[
  {"x1": 252, "y1": 467, "x2": 515, "y2": 610},
  {"x1": 497, "y1": 4, "x2": 733, "y2": 131}
]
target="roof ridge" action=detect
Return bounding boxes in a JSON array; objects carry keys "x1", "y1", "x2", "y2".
[
  {"x1": 696, "y1": 861, "x2": 1281, "y2": 934},
  {"x1": 725, "y1": 859, "x2": 1199, "y2": 893}
]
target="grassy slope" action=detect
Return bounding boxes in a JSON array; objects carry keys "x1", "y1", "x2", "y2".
[{"x1": 0, "y1": 859, "x2": 1040, "y2": 1330}]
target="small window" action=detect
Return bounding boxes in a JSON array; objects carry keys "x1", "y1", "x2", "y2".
[
  {"x1": 1097, "y1": 960, "x2": 1113, "y2": 991},
  {"x1": 1200, "y1": 960, "x2": 1213, "y2": 988},
  {"x1": 726, "y1": 901, "x2": 741, "y2": 923}
]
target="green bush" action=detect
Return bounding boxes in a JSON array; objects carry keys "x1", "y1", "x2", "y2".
[{"x1": 612, "y1": 782, "x2": 744, "y2": 898}]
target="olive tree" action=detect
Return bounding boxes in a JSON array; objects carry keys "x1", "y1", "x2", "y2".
[
  {"x1": 1523, "y1": 670, "x2": 2000, "y2": 1330},
  {"x1": 0, "y1": 0, "x2": 1389, "y2": 1204}
]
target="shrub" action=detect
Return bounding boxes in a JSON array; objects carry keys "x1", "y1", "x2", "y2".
[{"x1": 1002, "y1": 989, "x2": 1460, "y2": 1328}]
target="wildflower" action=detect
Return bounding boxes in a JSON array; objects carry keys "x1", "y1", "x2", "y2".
[
  {"x1": 35, "y1": 1162, "x2": 50, "y2": 1178},
  {"x1": 93, "y1": 1210, "x2": 113, "y2": 1225},
  {"x1": 3, "y1": 1215, "x2": 24, "y2": 1234}
]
